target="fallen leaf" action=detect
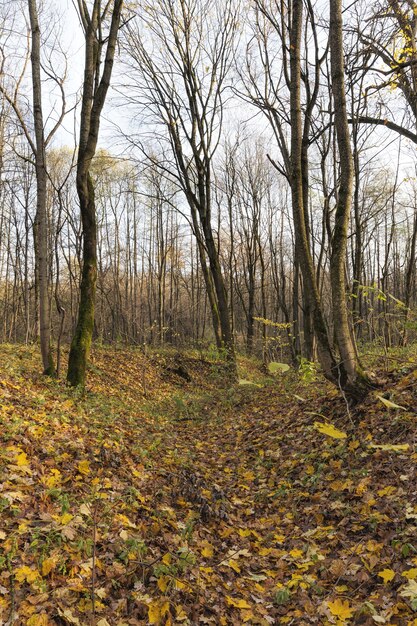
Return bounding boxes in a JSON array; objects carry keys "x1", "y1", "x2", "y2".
[
  {"x1": 157, "y1": 575, "x2": 170, "y2": 592},
  {"x1": 27, "y1": 615, "x2": 48, "y2": 626},
  {"x1": 148, "y1": 599, "x2": 170, "y2": 624},
  {"x1": 403, "y1": 568, "x2": 417, "y2": 580},
  {"x1": 226, "y1": 596, "x2": 251, "y2": 609},
  {"x1": 78, "y1": 460, "x2": 90, "y2": 475},
  {"x1": 400, "y1": 579, "x2": 417, "y2": 600},
  {"x1": 57, "y1": 608, "x2": 80, "y2": 625},
  {"x1": 16, "y1": 451, "x2": 29, "y2": 466},
  {"x1": 42, "y1": 555, "x2": 58, "y2": 576},
  {"x1": 14, "y1": 566, "x2": 40, "y2": 584},
  {"x1": 327, "y1": 598, "x2": 353, "y2": 620},
  {"x1": 368, "y1": 443, "x2": 409, "y2": 452},
  {"x1": 228, "y1": 559, "x2": 241, "y2": 573},
  {"x1": 201, "y1": 544, "x2": 214, "y2": 558},
  {"x1": 378, "y1": 568, "x2": 395, "y2": 584},
  {"x1": 314, "y1": 422, "x2": 347, "y2": 439},
  {"x1": 376, "y1": 395, "x2": 407, "y2": 410}
]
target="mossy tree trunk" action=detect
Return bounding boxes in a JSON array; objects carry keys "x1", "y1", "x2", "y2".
[
  {"x1": 67, "y1": 174, "x2": 97, "y2": 386},
  {"x1": 67, "y1": 0, "x2": 124, "y2": 387}
]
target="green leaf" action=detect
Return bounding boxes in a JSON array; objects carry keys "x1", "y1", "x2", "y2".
[
  {"x1": 268, "y1": 362, "x2": 290, "y2": 374},
  {"x1": 238, "y1": 379, "x2": 262, "y2": 387},
  {"x1": 274, "y1": 587, "x2": 291, "y2": 605}
]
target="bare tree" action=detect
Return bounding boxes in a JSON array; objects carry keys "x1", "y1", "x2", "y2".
[
  {"x1": 241, "y1": 0, "x2": 372, "y2": 400},
  {"x1": 124, "y1": 0, "x2": 239, "y2": 371},
  {"x1": 28, "y1": 0, "x2": 54, "y2": 374},
  {"x1": 351, "y1": 0, "x2": 417, "y2": 142},
  {"x1": 0, "y1": 1, "x2": 67, "y2": 374}
]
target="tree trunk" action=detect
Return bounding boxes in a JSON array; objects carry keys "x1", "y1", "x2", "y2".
[
  {"x1": 67, "y1": 174, "x2": 97, "y2": 385},
  {"x1": 402, "y1": 206, "x2": 417, "y2": 345},
  {"x1": 28, "y1": 0, "x2": 55, "y2": 375},
  {"x1": 67, "y1": 0, "x2": 124, "y2": 386},
  {"x1": 289, "y1": 0, "x2": 338, "y2": 382},
  {"x1": 329, "y1": 0, "x2": 371, "y2": 399}
]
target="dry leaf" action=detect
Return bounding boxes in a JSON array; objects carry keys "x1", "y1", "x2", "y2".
[
  {"x1": 327, "y1": 598, "x2": 353, "y2": 620},
  {"x1": 226, "y1": 596, "x2": 251, "y2": 609},
  {"x1": 378, "y1": 568, "x2": 395, "y2": 584},
  {"x1": 314, "y1": 422, "x2": 347, "y2": 439}
]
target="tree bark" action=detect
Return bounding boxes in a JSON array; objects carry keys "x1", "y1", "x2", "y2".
[
  {"x1": 289, "y1": 0, "x2": 338, "y2": 382},
  {"x1": 329, "y1": 0, "x2": 371, "y2": 399},
  {"x1": 67, "y1": 0, "x2": 124, "y2": 386},
  {"x1": 28, "y1": 0, "x2": 55, "y2": 375}
]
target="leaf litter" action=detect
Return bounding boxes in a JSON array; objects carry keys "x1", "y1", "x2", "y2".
[{"x1": 0, "y1": 344, "x2": 417, "y2": 624}]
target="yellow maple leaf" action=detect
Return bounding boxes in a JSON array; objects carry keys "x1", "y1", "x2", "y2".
[
  {"x1": 226, "y1": 596, "x2": 251, "y2": 609},
  {"x1": 18, "y1": 521, "x2": 29, "y2": 534},
  {"x1": 348, "y1": 439, "x2": 360, "y2": 451},
  {"x1": 14, "y1": 565, "x2": 40, "y2": 584},
  {"x1": 148, "y1": 599, "x2": 170, "y2": 625},
  {"x1": 78, "y1": 460, "x2": 90, "y2": 475},
  {"x1": 16, "y1": 451, "x2": 29, "y2": 466},
  {"x1": 174, "y1": 580, "x2": 188, "y2": 590},
  {"x1": 403, "y1": 568, "x2": 417, "y2": 580},
  {"x1": 314, "y1": 422, "x2": 347, "y2": 440},
  {"x1": 60, "y1": 513, "x2": 73, "y2": 526},
  {"x1": 175, "y1": 605, "x2": 187, "y2": 621},
  {"x1": 116, "y1": 513, "x2": 136, "y2": 528},
  {"x1": 201, "y1": 544, "x2": 214, "y2": 558},
  {"x1": 157, "y1": 575, "x2": 170, "y2": 592},
  {"x1": 327, "y1": 598, "x2": 353, "y2": 620},
  {"x1": 45, "y1": 469, "x2": 62, "y2": 488},
  {"x1": 378, "y1": 568, "x2": 395, "y2": 584},
  {"x1": 42, "y1": 555, "x2": 58, "y2": 576},
  {"x1": 289, "y1": 549, "x2": 303, "y2": 559},
  {"x1": 27, "y1": 615, "x2": 48, "y2": 626},
  {"x1": 377, "y1": 486, "x2": 396, "y2": 497}
]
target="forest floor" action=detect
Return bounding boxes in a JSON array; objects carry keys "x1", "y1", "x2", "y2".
[{"x1": 1, "y1": 344, "x2": 417, "y2": 626}]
